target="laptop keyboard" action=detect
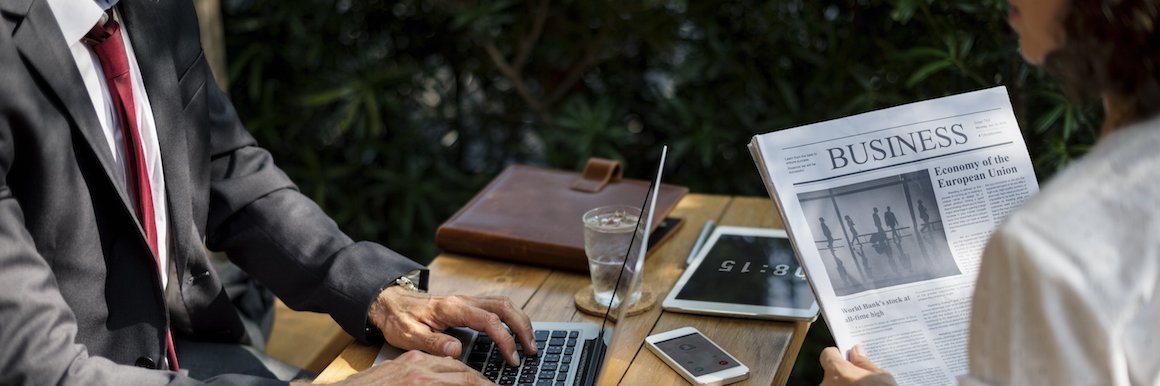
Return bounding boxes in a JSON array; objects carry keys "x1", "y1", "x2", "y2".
[{"x1": 467, "y1": 329, "x2": 581, "y2": 386}]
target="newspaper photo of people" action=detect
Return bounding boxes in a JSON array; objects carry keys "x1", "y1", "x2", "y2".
[{"x1": 797, "y1": 169, "x2": 960, "y2": 296}]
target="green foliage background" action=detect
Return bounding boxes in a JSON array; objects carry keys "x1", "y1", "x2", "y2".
[
  {"x1": 223, "y1": 1, "x2": 1100, "y2": 381},
  {"x1": 224, "y1": 0, "x2": 1099, "y2": 264}
]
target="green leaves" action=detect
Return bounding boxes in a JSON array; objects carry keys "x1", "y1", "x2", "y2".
[
  {"x1": 222, "y1": 0, "x2": 1100, "y2": 265},
  {"x1": 890, "y1": 0, "x2": 925, "y2": 23},
  {"x1": 907, "y1": 60, "x2": 953, "y2": 87},
  {"x1": 450, "y1": 0, "x2": 519, "y2": 33},
  {"x1": 903, "y1": 34, "x2": 985, "y2": 87},
  {"x1": 1028, "y1": 88, "x2": 1098, "y2": 172},
  {"x1": 548, "y1": 96, "x2": 626, "y2": 166}
]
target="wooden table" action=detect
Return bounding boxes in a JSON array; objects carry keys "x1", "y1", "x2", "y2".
[{"x1": 314, "y1": 194, "x2": 811, "y2": 385}]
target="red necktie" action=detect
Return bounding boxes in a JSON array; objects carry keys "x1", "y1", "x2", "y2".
[{"x1": 83, "y1": 16, "x2": 180, "y2": 372}]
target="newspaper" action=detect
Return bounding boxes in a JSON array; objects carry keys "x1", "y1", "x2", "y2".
[{"x1": 749, "y1": 86, "x2": 1038, "y2": 386}]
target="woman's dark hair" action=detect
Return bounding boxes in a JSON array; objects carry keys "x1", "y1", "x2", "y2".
[{"x1": 1044, "y1": 0, "x2": 1160, "y2": 126}]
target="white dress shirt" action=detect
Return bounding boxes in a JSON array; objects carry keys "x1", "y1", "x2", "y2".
[
  {"x1": 46, "y1": 0, "x2": 170, "y2": 289},
  {"x1": 960, "y1": 116, "x2": 1160, "y2": 385}
]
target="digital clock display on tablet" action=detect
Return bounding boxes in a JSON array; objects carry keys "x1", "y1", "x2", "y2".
[{"x1": 674, "y1": 234, "x2": 815, "y2": 309}]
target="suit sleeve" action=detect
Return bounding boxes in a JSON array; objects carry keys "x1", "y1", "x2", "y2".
[{"x1": 199, "y1": 71, "x2": 424, "y2": 344}]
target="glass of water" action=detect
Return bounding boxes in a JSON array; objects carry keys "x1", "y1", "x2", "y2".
[{"x1": 583, "y1": 205, "x2": 644, "y2": 309}]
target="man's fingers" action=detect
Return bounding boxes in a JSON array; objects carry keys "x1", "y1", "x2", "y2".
[
  {"x1": 422, "y1": 332, "x2": 463, "y2": 359},
  {"x1": 470, "y1": 296, "x2": 537, "y2": 356},
  {"x1": 436, "y1": 297, "x2": 522, "y2": 366},
  {"x1": 431, "y1": 372, "x2": 493, "y2": 386},
  {"x1": 421, "y1": 355, "x2": 493, "y2": 386},
  {"x1": 394, "y1": 350, "x2": 464, "y2": 372},
  {"x1": 376, "y1": 351, "x2": 493, "y2": 386},
  {"x1": 380, "y1": 312, "x2": 464, "y2": 360},
  {"x1": 377, "y1": 291, "x2": 539, "y2": 366}
]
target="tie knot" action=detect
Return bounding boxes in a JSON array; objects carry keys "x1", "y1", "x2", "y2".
[
  {"x1": 82, "y1": 14, "x2": 130, "y2": 80},
  {"x1": 82, "y1": 15, "x2": 119, "y2": 46}
]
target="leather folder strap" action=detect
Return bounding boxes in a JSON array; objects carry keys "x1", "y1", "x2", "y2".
[{"x1": 570, "y1": 158, "x2": 623, "y2": 193}]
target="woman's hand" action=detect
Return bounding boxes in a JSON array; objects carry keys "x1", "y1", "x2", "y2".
[
  {"x1": 819, "y1": 345, "x2": 898, "y2": 386},
  {"x1": 368, "y1": 286, "x2": 538, "y2": 366}
]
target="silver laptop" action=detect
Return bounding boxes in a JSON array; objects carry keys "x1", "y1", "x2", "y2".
[{"x1": 375, "y1": 146, "x2": 670, "y2": 386}]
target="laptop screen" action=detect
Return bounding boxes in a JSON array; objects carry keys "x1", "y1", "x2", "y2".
[
  {"x1": 605, "y1": 145, "x2": 666, "y2": 325},
  {"x1": 589, "y1": 145, "x2": 668, "y2": 384}
]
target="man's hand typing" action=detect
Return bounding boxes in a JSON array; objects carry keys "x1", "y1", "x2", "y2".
[
  {"x1": 368, "y1": 286, "x2": 538, "y2": 366},
  {"x1": 317, "y1": 350, "x2": 493, "y2": 386}
]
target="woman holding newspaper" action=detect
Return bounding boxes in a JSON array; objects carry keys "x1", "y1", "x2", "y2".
[{"x1": 821, "y1": 1, "x2": 1160, "y2": 385}]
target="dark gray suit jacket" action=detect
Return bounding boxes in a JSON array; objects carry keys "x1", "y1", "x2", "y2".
[{"x1": 0, "y1": 1, "x2": 424, "y2": 384}]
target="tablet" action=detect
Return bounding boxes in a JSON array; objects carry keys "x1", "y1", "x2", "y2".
[{"x1": 662, "y1": 226, "x2": 819, "y2": 321}]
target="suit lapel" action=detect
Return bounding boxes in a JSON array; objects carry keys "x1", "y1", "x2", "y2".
[{"x1": 7, "y1": 0, "x2": 137, "y2": 219}]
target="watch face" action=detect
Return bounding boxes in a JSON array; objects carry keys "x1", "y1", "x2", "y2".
[
  {"x1": 395, "y1": 270, "x2": 425, "y2": 292},
  {"x1": 675, "y1": 235, "x2": 814, "y2": 309},
  {"x1": 396, "y1": 277, "x2": 417, "y2": 291}
]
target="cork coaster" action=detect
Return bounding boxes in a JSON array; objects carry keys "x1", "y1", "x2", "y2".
[{"x1": 574, "y1": 284, "x2": 658, "y2": 321}]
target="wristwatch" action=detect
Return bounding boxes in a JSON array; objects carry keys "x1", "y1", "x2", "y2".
[{"x1": 393, "y1": 271, "x2": 423, "y2": 293}]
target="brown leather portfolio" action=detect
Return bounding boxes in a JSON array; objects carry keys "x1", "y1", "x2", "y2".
[{"x1": 435, "y1": 158, "x2": 689, "y2": 272}]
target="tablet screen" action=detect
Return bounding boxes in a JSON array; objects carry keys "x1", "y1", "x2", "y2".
[{"x1": 673, "y1": 234, "x2": 815, "y2": 310}]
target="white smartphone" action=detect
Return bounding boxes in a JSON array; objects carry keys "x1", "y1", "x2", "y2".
[{"x1": 644, "y1": 327, "x2": 750, "y2": 385}]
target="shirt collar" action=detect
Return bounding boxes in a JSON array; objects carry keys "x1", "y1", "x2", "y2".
[
  {"x1": 46, "y1": 0, "x2": 106, "y2": 46},
  {"x1": 94, "y1": 0, "x2": 118, "y2": 10}
]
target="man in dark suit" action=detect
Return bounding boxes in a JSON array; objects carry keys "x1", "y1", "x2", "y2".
[{"x1": 0, "y1": 0, "x2": 535, "y2": 384}]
